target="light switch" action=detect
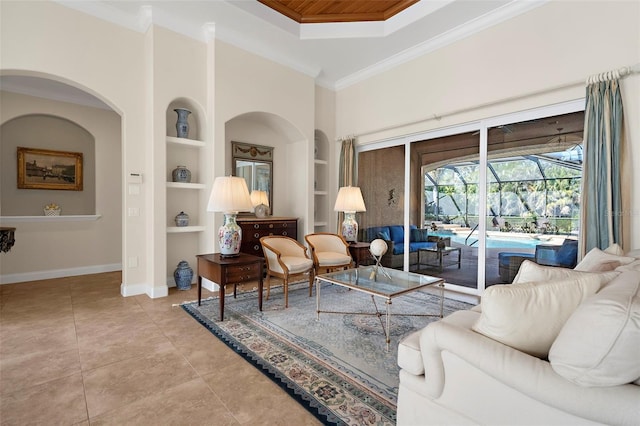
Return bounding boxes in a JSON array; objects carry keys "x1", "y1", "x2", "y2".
[{"x1": 128, "y1": 184, "x2": 140, "y2": 195}]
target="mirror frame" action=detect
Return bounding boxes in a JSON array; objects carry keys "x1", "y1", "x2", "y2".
[{"x1": 231, "y1": 141, "x2": 274, "y2": 214}]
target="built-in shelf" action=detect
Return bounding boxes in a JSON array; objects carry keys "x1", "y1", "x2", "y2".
[
  {"x1": 314, "y1": 221, "x2": 328, "y2": 227},
  {"x1": 167, "y1": 226, "x2": 206, "y2": 233},
  {"x1": 0, "y1": 215, "x2": 102, "y2": 223},
  {"x1": 166, "y1": 136, "x2": 206, "y2": 148},
  {"x1": 314, "y1": 190, "x2": 328, "y2": 196},
  {"x1": 166, "y1": 182, "x2": 206, "y2": 189},
  {"x1": 314, "y1": 159, "x2": 328, "y2": 165}
]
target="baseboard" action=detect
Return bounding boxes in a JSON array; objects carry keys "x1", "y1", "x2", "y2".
[{"x1": 0, "y1": 263, "x2": 122, "y2": 285}]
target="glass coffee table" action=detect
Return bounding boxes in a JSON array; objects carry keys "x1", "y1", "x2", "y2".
[{"x1": 315, "y1": 266, "x2": 445, "y2": 350}]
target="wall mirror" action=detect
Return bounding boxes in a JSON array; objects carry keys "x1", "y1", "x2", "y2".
[{"x1": 232, "y1": 141, "x2": 273, "y2": 214}]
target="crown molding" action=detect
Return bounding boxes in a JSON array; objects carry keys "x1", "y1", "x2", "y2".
[
  {"x1": 53, "y1": 0, "x2": 547, "y2": 90},
  {"x1": 334, "y1": 0, "x2": 547, "y2": 90}
]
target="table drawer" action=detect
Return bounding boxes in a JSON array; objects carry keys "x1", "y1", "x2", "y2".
[{"x1": 225, "y1": 263, "x2": 261, "y2": 282}]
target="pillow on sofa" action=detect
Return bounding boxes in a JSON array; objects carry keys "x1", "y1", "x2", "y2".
[
  {"x1": 410, "y1": 228, "x2": 430, "y2": 242},
  {"x1": 513, "y1": 260, "x2": 618, "y2": 287},
  {"x1": 472, "y1": 275, "x2": 602, "y2": 358},
  {"x1": 574, "y1": 247, "x2": 635, "y2": 272},
  {"x1": 549, "y1": 271, "x2": 640, "y2": 387},
  {"x1": 377, "y1": 230, "x2": 391, "y2": 241}
]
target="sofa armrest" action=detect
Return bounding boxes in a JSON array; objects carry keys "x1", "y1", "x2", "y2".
[{"x1": 418, "y1": 310, "x2": 640, "y2": 425}]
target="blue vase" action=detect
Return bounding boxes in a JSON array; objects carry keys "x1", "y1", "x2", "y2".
[
  {"x1": 174, "y1": 108, "x2": 191, "y2": 138},
  {"x1": 175, "y1": 211, "x2": 189, "y2": 227},
  {"x1": 172, "y1": 165, "x2": 191, "y2": 183},
  {"x1": 174, "y1": 260, "x2": 193, "y2": 290}
]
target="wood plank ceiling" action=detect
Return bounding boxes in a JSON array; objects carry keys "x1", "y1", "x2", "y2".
[{"x1": 257, "y1": 0, "x2": 420, "y2": 23}]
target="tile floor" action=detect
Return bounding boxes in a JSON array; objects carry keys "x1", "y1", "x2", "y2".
[{"x1": 0, "y1": 272, "x2": 320, "y2": 425}]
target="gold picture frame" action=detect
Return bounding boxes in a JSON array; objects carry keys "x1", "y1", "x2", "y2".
[{"x1": 17, "y1": 147, "x2": 83, "y2": 191}]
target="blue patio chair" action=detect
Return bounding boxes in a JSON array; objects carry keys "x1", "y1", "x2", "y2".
[{"x1": 534, "y1": 238, "x2": 579, "y2": 268}]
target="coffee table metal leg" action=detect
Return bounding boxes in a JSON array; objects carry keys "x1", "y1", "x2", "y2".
[
  {"x1": 316, "y1": 277, "x2": 320, "y2": 321},
  {"x1": 385, "y1": 298, "x2": 392, "y2": 351}
]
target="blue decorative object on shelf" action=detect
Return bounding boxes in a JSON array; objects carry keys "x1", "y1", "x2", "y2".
[
  {"x1": 175, "y1": 211, "x2": 189, "y2": 227},
  {"x1": 174, "y1": 260, "x2": 193, "y2": 290},
  {"x1": 174, "y1": 108, "x2": 191, "y2": 138},
  {"x1": 172, "y1": 165, "x2": 191, "y2": 183}
]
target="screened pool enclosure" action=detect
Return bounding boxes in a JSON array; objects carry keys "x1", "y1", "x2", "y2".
[{"x1": 425, "y1": 145, "x2": 583, "y2": 237}]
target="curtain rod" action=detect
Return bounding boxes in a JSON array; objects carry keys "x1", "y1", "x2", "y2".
[
  {"x1": 352, "y1": 79, "x2": 584, "y2": 138},
  {"x1": 587, "y1": 63, "x2": 640, "y2": 84},
  {"x1": 351, "y1": 62, "x2": 640, "y2": 139}
]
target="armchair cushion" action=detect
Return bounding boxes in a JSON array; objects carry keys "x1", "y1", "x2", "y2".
[{"x1": 280, "y1": 256, "x2": 314, "y2": 273}]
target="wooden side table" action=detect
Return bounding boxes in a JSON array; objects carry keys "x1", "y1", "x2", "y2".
[
  {"x1": 349, "y1": 242, "x2": 372, "y2": 267},
  {"x1": 196, "y1": 253, "x2": 263, "y2": 321}
]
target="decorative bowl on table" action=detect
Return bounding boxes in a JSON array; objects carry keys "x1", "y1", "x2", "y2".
[{"x1": 44, "y1": 203, "x2": 61, "y2": 216}]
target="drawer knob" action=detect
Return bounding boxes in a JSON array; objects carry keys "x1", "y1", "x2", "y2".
[
  {"x1": 283, "y1": 223, "x2": 288, "y2": 228},
  {"x1": 254, "y1": 244, "x2": 260, "y2": 251},
  {"x1": 269, "y1": 224, "x2": 274, "y2": 228},
  {"x1": 254, "y1": 224, "x2": 259, "y2": 229},
  {"x1": 254, "y1": 233, "x2": 259, "y2": 239},
  {"x1": 282, "y1": 231, "x2": 288, "y2": 236}
]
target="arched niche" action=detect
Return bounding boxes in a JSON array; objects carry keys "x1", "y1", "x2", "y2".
[
  {"x1": 0, "y1": 114, "x2": 96, "y2": 216},
  {"x1": 166, "y1": 98, "x2": 206, "y2": 141},
  {"x1": 225, "y1": 111, "x2": 306, "y2": 217}
]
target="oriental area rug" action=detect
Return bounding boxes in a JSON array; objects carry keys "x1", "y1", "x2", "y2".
[{"x1": 181, "y1": 280, "x2": 473, "y2": 426}]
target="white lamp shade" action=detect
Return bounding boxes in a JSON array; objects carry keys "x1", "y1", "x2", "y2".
[
  {"x1": 250, "y1": 190, "x2": 269, "y2": 207},
  {"x1": 207, "y1": 176, "x2": 253, "y2": 213},
  {"x1": 334, "y1": 186, "x2": 366, "y2": 213}
]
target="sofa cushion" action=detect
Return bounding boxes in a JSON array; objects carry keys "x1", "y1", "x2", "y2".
[
  {"x1": 574, "y1": 247, "x2": 635, "y2": 272},
  {"x1": 549, "y1": 271, "x2": 640, "y2": 386},
  {"x1": 472, "y1": 275, "x2": 602, "y2": 358},
  {"x1": 513, "y1": 260, "x2": 618, "y2": 287},
  {"x1": 389, "y1": 225, "x2": 405, "y2": 244},
  {"x1": 410, "y1": 228, "x2": 430, "y2": 242}
]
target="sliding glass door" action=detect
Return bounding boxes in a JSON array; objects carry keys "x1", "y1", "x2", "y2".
[{"x1": 355, "y1": 101, "x2": 584, "y2": 294}]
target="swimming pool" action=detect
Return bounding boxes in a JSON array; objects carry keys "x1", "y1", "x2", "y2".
[{"x1": 430, "y1": 231, "x2": 547, "y2": 250}]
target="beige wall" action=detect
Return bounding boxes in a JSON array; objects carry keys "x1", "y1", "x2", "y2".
[
  {"x1": 1, "y1": 1, "x2": 148, "y2": 288},
  {"x1": 215, "y1": 40, "x2": 316, "y2": 235},
  {"x1": 1, "y1": 113, "x2": 95, "y2": 216},
  {"x1": 0, "y1": 92, "x2": 121, "y2": 280},
  {"x1": 337, "y1": 0, "x2": 640, "y2": 249}
]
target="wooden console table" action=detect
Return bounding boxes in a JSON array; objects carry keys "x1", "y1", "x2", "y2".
[
  {"x1": 237, "y1": 217, "x2": 298, "y2": 257},
  {"x1": 196, "y1": 253, "x2": 263, "y2": 321}
]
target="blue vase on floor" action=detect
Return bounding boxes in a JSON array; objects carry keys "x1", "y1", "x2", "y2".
[{"x1": 174, "y1": 260, "x2": 193, "y2": 290}]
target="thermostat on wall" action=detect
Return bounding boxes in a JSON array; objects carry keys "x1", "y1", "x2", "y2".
[{"x1": 128, "y1": 172, "x2": 143, "y2": 183}]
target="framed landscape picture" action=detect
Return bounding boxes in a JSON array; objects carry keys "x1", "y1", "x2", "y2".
[{"x1": 17, "y1": 147, "x2": 83, "y2": 191}]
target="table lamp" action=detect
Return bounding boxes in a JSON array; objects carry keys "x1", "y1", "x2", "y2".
[
  {"x1": 334, "y1": 186, "x2": 366, "y2": 242},
  {"x1": 207, "y1": 176, "x2": 254, "y2": 256},
  {"x1": 250, "y1": 190, "x2": 270, "y2": 218}
]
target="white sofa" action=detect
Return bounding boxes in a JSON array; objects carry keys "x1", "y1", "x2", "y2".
[{"x1": 397, "y1": 249, "x2": 640, "y2": 425}]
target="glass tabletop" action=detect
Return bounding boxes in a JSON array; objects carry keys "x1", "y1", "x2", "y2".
[{"x1": 316, "y1": 266, "x2": 443, "y2": 298}]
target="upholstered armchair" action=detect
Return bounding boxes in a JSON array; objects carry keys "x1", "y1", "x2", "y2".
[
  {"x1": 260, "y1": 236, "x2": 315, "y2": 308},
  {"x1": 305, "y1": 232, "x2": 353, "y2": 275},
  {"x1": 535, "y1": 238, "x2": 579, "y2": 268}
]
